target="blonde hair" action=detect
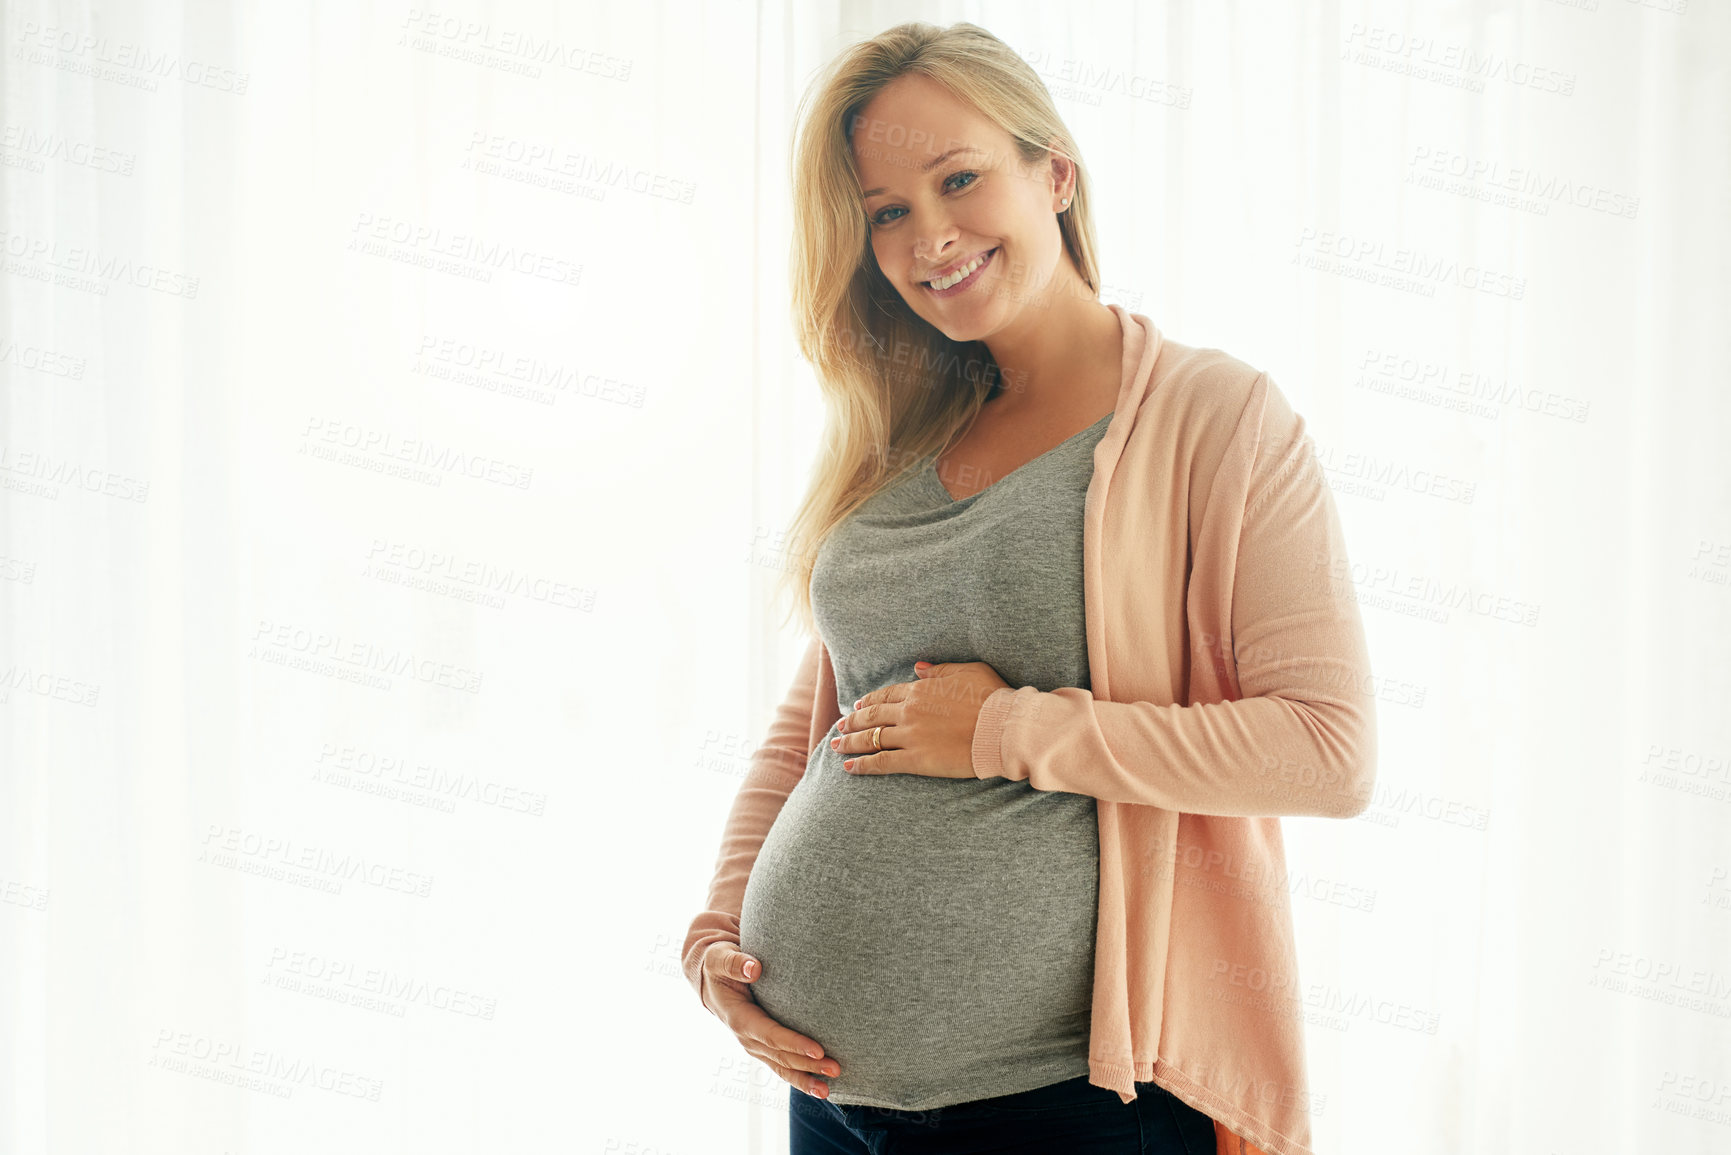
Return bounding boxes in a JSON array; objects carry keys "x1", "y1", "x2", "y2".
[{"x1": 775, "y1": 20, "x2": 1103, "y2": 636}]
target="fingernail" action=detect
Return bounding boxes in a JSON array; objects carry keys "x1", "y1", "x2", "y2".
[{"x1": 807, "y1": 1046, "x2": 822, "y2": 1058}]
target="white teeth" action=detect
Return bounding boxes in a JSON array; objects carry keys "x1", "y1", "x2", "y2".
[{"x1": 927, "y1": 250, "x2": 989, "y2": 290}]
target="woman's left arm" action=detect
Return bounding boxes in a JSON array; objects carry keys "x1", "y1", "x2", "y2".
[{"x1": 970, "y1": 377, "x2": 1378, "y2": 819}]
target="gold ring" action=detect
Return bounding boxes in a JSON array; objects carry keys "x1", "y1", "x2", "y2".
[{"x1": 871, "y1": 726, "x2": 884, "y2": 752}]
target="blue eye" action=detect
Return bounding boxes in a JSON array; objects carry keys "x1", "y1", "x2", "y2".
[{"x1": 870, "y1": 170, "x2": 980, "y2": 227}]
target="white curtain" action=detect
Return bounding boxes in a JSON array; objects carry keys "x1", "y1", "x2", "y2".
[{"x1": 2, "y1": 1, "x2": 1726, "y2": 1152}]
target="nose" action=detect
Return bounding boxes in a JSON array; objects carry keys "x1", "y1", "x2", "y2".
[{"x1": 913, "y1": 213, "x2": 960, "y2": 266}]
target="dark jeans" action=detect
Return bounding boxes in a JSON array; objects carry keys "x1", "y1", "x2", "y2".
[{"x1": 789, "y1": 1073, "x2": 1218, "y2": 1155}]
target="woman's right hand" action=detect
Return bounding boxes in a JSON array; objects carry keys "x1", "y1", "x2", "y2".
[{"x1": 701, "y1": 942, "x2": 841, "y2": 1099}]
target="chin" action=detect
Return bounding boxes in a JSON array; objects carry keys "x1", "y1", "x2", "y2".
[
  {"x1": 909, "y1": 296, "x2": 988, "y2": 336},
  {"x1": 929, "y1": 314, "x2": 995, "y2": 344}
]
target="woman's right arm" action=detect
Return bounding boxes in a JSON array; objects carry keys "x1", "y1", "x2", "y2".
[{"x1": 681, "y1": 634, "x2": 823, "y2": 1014}]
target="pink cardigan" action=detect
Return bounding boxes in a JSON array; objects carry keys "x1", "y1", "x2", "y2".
[{"x1": 684, "y1": 304, "x2": 1377, "y2": 1155}]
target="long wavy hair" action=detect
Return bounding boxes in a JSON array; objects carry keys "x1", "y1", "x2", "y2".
[{"x1": 775, "y1": 20, "x2": 1104, "y2": 636}]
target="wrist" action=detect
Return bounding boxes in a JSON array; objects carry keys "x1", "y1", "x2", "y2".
[{"x1": 970, "y1": 685, "x2": 1021, "y2": 779}]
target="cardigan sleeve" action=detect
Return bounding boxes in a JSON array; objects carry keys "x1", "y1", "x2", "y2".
[
  {"x1": 969, "y1": 375, "x2": 1378, "y2": 819},
  {"x1": 682, "y1": 635, "x2": 821, "y2": 1012}
]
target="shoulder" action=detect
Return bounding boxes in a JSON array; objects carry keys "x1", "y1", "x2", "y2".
[
  {"x1": 1143, "y1": 338, "x2": 1271, "y2": 439},
  {"x1": 1136, "y1": 336, "x2": 1280, "y2": 484}
]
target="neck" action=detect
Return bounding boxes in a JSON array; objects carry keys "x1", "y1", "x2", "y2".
[{"x1": 981, "y1": 275, "x2": 1119, "y2": 413}]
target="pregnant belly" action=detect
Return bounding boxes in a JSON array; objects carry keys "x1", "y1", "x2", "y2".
[{"x1": 737, "y1": 728, "x2": 1100, "y2": 1109}]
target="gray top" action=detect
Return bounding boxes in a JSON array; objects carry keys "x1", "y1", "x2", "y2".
[{"x1": 738, "y1": 410, "x2": 1113, "y2": 1111}]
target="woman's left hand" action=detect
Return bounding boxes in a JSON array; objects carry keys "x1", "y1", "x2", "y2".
[{"x1": 835, "y1": 661, "x2": 1012, "y2": 779}]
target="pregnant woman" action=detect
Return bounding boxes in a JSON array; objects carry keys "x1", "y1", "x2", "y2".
[{"x1": 684, "y1": 21, "x2": 1377, "y2": 1155}]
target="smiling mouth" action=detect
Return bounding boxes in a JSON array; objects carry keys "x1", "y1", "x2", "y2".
[{"x1": 922, "y1": 247, "x2": 998, "y2": 294}]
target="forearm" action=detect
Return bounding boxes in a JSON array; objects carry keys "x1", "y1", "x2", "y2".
[
  {"x1": 971, "y1": 681, "x2": 1375, "y2": 818},
  {"x1": 971, "y1": 372, "x2": 1378, "y2": 820},
  {"x1": 681, "y1": 759, "x2": 805, "y2": 1003},
  {"x1": 681, "y1": 636, "x2": 822, "y2": 1002}
]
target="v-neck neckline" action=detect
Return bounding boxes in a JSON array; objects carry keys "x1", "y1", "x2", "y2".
[{"x1": 926, "y1": 410, "x2": 1113, "y2": 504}]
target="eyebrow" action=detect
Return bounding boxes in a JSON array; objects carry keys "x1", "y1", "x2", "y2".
[{"x1": 861, "y1": 146, "x2": 985, "y2": 199}]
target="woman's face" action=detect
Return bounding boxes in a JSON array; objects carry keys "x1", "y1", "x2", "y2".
[{"x1": 851, "y1": 74, "x2": 1070, "y2": 344}]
